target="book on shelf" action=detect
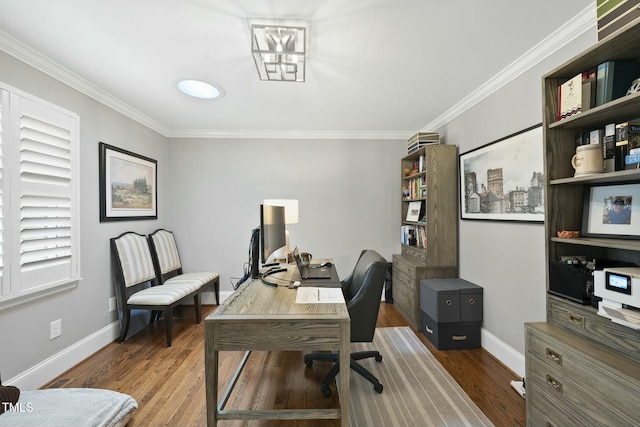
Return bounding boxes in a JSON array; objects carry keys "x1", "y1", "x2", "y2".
[
  {"x1": 604, "y1": 123, "x2": 615, "y2": 172},
  {"x1": 403, "y1": 176, "x2": 427, "y2": 199},
  {"x1": 595, "y1": 61, "x2": 640, "y2": 106},
  {"x1": 558, "y1": 73, "x2": 582, "y2": 120},
  {"x1": 581, "y1": 68, "x2": 597, "y2": 112},
  {"x1": 401, "y1": 225, "x2": 427, "y2": 248},
  {"x1": 615, "y1": 119, "x2": 640, "y2": 170}
]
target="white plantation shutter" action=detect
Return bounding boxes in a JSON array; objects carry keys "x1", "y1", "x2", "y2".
[{"x1": 0, "y1": 86, "x2": 79, "y2": 307}]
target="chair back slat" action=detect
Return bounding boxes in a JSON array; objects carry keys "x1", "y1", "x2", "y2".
[
  {"x1": 150, "y1": 229, "x2": 182, "y2": 274},
  {"x1": 113, "y1": 232, "x2": 156, "y2": 287}
]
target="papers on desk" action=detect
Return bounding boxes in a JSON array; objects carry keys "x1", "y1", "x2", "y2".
[{"x1": 295, "y1": 287, "x2": 345, "y2": 304}]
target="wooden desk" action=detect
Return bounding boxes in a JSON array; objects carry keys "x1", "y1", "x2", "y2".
[{"x1": 204, "y1": 265, "x2": 350, "y2": 426}]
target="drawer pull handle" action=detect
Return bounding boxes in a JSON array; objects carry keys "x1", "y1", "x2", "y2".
[
  {"x1": 545, "y1": 348, "x2": 562, "y2": 365},
  {"x1": 568, "y1": 313, "x2": 585, "y2": 328},
  {"x1": 446, "y1": 299, "x2": 452, "y2": 305},
  {"x1": 452, "y1": 335, "x2": 467, "y2": 341},
  {"x1": 425, "y1": 326, "x2": 433, "y2": 334},
  {"x1": 469, "y1": 298, "x2": 475, "y2": 304},
  {"x1": 546, "y1": 375, "x2": 563, "y2": 393}
]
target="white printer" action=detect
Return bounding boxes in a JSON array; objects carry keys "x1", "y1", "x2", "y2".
[{"x1": 594, "y1": 267, "x2": 640, "y2": 330}]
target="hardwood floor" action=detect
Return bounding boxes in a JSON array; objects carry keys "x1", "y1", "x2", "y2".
[{"x1": 43, "y1": 303, "x2": 525, "y2": 426}]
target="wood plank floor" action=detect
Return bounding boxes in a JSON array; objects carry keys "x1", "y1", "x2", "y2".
[{"x1": 43, "y1": 303, "x2": 525, "y2": 427}]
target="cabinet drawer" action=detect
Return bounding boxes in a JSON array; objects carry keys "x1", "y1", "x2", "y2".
[
  {"x1": 528, "y1": 357, "x2": 638, "y2": 426},
  {"x1": 548, "y1": 296, "x2": 640, "y2": 364},
  {"x1": 392, "y1": 268, "x2": 418, "y2": 329},
  {"x1": 393, "y1": 255, "x2": 417, "y2": 277},
  {"x1": 527, "y1": 381, "x2": 592, "y2": 427},
  {"x1": 526, "y1": 323, "x2": 640, "y2": 425}
]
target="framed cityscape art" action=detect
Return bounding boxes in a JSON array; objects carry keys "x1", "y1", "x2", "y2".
[
  {"x1": 459, "y1": 124, "x2": 544, "y2": 222},
  {"x1": 99, "y1": 142, "x2": 157, "y2": 221}
]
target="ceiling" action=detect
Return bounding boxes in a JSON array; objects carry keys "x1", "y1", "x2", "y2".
[{"x1": 0, "y1": 0, "x2": 595, "y2": 139}]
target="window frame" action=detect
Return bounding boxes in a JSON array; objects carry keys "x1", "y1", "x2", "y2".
[{"x1": 0, "y1": 83, "x2": 81, "y2": 310}]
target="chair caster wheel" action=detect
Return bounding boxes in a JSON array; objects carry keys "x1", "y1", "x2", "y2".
[
  {"x1": 374, "y1": 383, "x2": 383, "y2": 393},
  {"x1": 305, "y1": 360, "x2": 313, "y2": 368},
  {"x1": 375, "y1": 354, "x2": 383, "y2": 362},
  {"x1": 321, "y1": 384, "x2": 332, "y2": 397}
]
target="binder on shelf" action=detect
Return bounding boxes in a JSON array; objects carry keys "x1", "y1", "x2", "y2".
[{"x1": 595, "y1": 61, "x2": 640, "y2": 106}]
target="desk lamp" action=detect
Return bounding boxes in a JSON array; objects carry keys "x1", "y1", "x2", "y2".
[{"x1": 264, "y1": 199, "x2": 298, "y2": 261}]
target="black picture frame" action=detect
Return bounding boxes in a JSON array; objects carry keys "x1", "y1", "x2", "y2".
[
  {"x1": 459, "y1": 124, "x2": 544, "y2": 222},
  {"x1": 582, "y1": 182, "x2": 640, "y2": 239},
  {"x1": 99, "y1": 142, "x2": 157, "y2": 222}
]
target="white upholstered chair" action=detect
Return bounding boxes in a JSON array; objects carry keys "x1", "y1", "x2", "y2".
[
  {"x1": 148, "y1": 229, "x2": 220, "y2": 306},
  {"x1": 110, "y1": 231, "x2": 201, "y2": 347}
]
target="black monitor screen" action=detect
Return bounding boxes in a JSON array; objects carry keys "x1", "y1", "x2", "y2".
[{"x1": 260, "y1": 204, "x2": 286, "y2": 264}]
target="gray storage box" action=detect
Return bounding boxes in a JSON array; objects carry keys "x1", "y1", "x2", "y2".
[
  {"x1": 421, "y1": 311, "x2": 481, "y2": 350},
  {"x1": 420, "y1": 278, "x2": 483, "y2": 350},
  {"x1": 420, "y1": 278, "x2": 483, "y2": 323}
]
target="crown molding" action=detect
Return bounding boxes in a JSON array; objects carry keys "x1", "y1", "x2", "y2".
[
  {"x1": 165, "y1": 128, "x2": 410, "y2": 140},
  {"x1": 0, "y1": 30, "x2": 170, "y2": 136},
  {"x1": 421, "y1": 3, "x2": 597, "y2": 132}
]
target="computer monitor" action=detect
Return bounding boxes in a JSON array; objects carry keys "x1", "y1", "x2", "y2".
[{"x1": 260, "y1": 204, "x2": 286, "y2": 265}]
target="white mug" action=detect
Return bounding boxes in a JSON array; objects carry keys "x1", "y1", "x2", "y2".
[{"x1": 572, "y1": 144, "x2": 604, "y2": 177}]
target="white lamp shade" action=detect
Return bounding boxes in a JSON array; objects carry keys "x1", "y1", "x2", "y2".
[{"x1": 264, "y1": 199, "x2": 299, "y2": 224}]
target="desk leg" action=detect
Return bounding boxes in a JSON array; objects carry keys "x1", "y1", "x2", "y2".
[
  {"x1": 204, "y1": 344, "x2": 218, "y2": 426},
  {"x1": 339, "y1": 322, "x2": 350, "y2": 427}
]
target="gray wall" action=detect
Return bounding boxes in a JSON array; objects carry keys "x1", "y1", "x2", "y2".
[
  {"x1": 0, "y1": 51, "x2": 168, "y2": 384},
  {"x1": 166, "y1": 138, "x2": 404, "y2": 286},
  {"x1": 435, "y1": 29, "x2": 597, "y2": 366}
]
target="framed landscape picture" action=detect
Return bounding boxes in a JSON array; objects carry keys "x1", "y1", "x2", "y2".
[
  {"x1": 99, "y1": 142, "x2": 157, "y2": 221},
  {"x1": 459, "y1": 124, "x2": 544, "y2": 222}
]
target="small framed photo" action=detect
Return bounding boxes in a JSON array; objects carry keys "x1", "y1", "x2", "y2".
[
  {"x1": 582, "y1": 182, "x2": 640, "y2": 238},
  {"x1": 99, "y1": 142, "x2": 157, "y2": 222},
  {"x1": 406, "y1": 201, "x2": 422, "y2": 222}
]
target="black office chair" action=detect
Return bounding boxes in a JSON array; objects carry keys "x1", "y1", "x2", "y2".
[{"x1": 304, "y1": 250, "x2": 389, "y2": 397}]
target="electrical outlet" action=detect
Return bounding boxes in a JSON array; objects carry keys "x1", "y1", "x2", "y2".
[
  {"x1": 50, "y1": 319, "x2": 62, "y2": 340},
  {"x1": 109, "y1": 297, "x2": 116, "y2": 313}
]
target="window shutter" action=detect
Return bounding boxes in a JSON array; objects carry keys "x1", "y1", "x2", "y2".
[{"x1": 16, "y1": 95, "x2": 78, "y2": 292}]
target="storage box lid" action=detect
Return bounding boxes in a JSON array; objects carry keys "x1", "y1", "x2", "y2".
[{"x1": 420, "y1": 278, "x2": 483, "y2": 293}]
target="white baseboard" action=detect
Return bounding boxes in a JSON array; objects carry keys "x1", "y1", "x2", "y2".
[
  {"x1": 481, "y1": 327, "x2": 525, "y2": 379},
  {"x1": 6, "y1": 321, "x2": 120, "y2": 390}
]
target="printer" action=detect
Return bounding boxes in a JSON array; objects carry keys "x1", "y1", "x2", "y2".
[{"x1": 594, "y1": 267, "x2": 640, "y2": 330}]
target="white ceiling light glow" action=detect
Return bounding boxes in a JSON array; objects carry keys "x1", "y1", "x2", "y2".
[
  {"x1": 178, "y1": 79, "x2": 223, "y2": 99},
  {"x1": 249, "y1": 19, "x2": 308, "y2": 82}
]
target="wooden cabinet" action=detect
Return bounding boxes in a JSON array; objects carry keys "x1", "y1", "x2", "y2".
[
  {"x1": 526, "y1": 323, "x2": 640, "y2": 426},
  {"x1": 527, "y1": 19, "x2": 640, "y2": 426},
  {"x1": 393, "y1": 143, "x2": 458, "y2": 330}
]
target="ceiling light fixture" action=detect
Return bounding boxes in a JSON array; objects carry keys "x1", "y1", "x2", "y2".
[
  {"x1": 249, "y1": 19, "x2": 307, "y2": 82},
  {"x1": 177, "y1": 79, "x2": 223, "y2": 99}
]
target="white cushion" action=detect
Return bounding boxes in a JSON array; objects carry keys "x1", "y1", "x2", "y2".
[
  {"x1": 150, "y1": 230, "x2": 182, "y2": 274},
  {"x1": 114, "y1": 233, "x2": 156, "y2": 287},
  {"x1": 127, "y1": 284, "x2": 193, "y2": 305},
  {"x1": 164, "y1": 272, "x2": 219, "y2": 291}
]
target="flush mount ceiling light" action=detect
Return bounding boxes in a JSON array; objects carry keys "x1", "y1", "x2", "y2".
[
  {"x1": 249, "y1": 19, "x2": 308, "y2": 82},
  {"x1": 177, "y1": 79, "x2": 224, "y2": 99}
]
